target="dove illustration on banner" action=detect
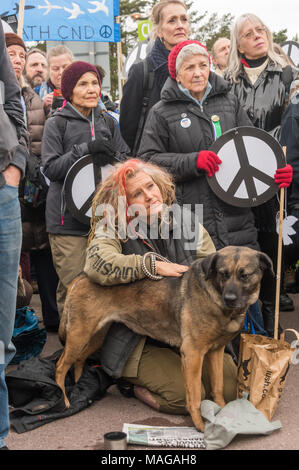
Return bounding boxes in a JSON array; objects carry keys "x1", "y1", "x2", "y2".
[
  {"x1": 88, "y1": 0, "x2": 109, "y2": 16},
  {"x1": 64, "y1": 2, "x2": 85, "y2": 19},
  {"x1": 38, "y1": 0, "x2": 62, "y2": 15},
  {"x1": 276, "y1": 215, "x2": 298, "y2": 245}
]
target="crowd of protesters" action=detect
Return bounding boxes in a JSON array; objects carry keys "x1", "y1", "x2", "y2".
[{"x1": 1, "y1": 0, "x2": 299, "y2": 450}]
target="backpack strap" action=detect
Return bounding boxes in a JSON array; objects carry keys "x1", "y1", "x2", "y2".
[
  {"x1": 102, "y1": 111, "x2": 116, "y2": 136},
  {"x1": 132, "y1": 58, "x2": 155, "y2": 157},
  {"x1": 53, "y1": 114, "x2": 67, "y2": 144},
  {"x1": 281, "y1": 65, "x2": 294, "y2": 95}
]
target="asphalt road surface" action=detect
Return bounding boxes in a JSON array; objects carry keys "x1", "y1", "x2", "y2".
[{"x1": 5, "y1": 292, "x2": 299, "y2": 452}]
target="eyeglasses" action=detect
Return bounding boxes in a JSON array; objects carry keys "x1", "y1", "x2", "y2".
[{"x1": 240, "y1": 26, "x2": 267, "y2": 40}]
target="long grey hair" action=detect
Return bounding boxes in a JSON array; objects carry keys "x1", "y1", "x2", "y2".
[{"x1": 226, "y1": 13, "x2": 285, "y2": 83}]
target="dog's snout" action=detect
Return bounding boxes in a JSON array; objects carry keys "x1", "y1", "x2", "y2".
[{"x1": 224, "y1": 292, "x2": 238, "y2": 302}]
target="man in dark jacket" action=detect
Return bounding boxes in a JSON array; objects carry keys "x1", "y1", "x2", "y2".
[
  {"x1": 5, "y1": 31, "x2": 60, "y2": 333},
  {"x1": 281, "y1": 88, "x2": 299, "y2": 275},
  {"x1": 0, "y1": 21, "x2": 28, "y2": 450}
]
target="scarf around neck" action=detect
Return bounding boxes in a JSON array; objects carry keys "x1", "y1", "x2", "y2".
[
  {"x1": 148, "y1": 38, "x2": 171, "y2": 88},
  {"x1": 241, "y1": 55, "x2": 268, "y2": 68}
]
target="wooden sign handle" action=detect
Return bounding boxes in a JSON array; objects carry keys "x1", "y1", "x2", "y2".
[
  {"x1": 17, "y1": 0, "x2": 25, "y2": 38},
  {"x1": 274, "y1": 147, "x2": 286, "y2": 340}
]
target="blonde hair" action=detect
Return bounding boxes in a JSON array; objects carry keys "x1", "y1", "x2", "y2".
[
  {"x1": 227, "y1": 13, "x2": 285, "y2": 83},
  {"x1": 47, "y1": 45, "x2": 73, "y2": 66},
  {"x1": 151, "y1": 0, "x2": 188, "y2": 40},
  {"x1": 273, "y1": 43, "x2": 295, "y2": 67},
  {"x1": 89, "y1": 159, "x2": 176, "y2": 244}
]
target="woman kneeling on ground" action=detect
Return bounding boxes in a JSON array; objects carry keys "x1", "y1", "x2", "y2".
[{"x1": 83, "y1": 158, "x2": 238, "y2": 414}]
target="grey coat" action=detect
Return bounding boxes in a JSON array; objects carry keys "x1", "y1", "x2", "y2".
[
  {"x1": 139, "y1": 72, "x2": 259, "y2": 250},
  {"x1": 0, "y1": 21, "x2": 28, "y2": 187},
  {"x1": 42, "y1": 103, "x2": 129, "y2": 235}
]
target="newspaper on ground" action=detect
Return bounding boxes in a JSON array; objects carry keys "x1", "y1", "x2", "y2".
[{"x1": 122, "y1": 423, "x2": 206, "y2": 448}]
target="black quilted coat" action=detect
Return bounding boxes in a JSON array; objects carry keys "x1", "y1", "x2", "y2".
[{"x1": 139, "y1": 72, "x2": 259, "y2": 251}]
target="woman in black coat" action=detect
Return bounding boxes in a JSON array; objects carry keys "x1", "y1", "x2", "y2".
[
  {"x1": 225, "y1": 13, "x2": 296, "y2": 332},
  {"x1": 119, "y1": 0, "x2": 189, "y2": 155},
  {"x1": 139, "y1": 40, "x2": 292, "y2": 336},
  {"x1": 139, "y1": 40, "x2": 259, "y2": 251}
]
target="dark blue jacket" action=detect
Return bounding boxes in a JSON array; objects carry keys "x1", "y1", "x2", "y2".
[{"x1": 281, "y1": 92, "x2": 299, "y2": 208}]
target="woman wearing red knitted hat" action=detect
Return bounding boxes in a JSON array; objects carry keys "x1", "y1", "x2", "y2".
[
  {"x1": 41, "y1": 61, "x2": 129, "y2": 315},
  {"x1": 138, "y1": 40, "x2": 294, "y2": 340},
  {"x1": 139, "y1": 40, "x2": 259, "y2": 251}
]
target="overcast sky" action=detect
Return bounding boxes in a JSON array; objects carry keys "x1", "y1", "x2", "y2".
[{"x1": 191, "y1": 0, "x2": 298, "y2": 39}]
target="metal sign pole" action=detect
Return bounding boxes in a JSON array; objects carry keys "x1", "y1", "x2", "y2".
[{"x1": 17, "y1": 0, "x2": 25, "y2": 37}]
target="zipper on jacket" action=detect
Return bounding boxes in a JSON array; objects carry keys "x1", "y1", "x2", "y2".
[{"x1": 59, "y1": 107, "x2": 95, "y2": 226}]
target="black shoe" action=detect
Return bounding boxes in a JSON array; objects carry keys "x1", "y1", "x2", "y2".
[
  {"x1": 280, "y1": 293, "x2": 295, "y2": 312},
  {"x1": 0, "y1": 446, "x2": 9, "y2": 450},
  {"x1": 117, "y1": 379, "x2": 135, "y2": 398},
  {"x1": 262, "y1": 301, "x2": 283, "y2": 338},
  {"x1": 45, "y1": 324, "x2": 59, "y2": 333}
]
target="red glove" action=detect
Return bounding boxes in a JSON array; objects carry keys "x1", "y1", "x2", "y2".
[
  {"x1": 196, "y1": 151, "x2": 222, "y2": 178},
  {"x1": 274, "y1": 164, "x2": 293, "y2": 188}
]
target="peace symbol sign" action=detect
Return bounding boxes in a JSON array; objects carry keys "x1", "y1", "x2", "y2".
[
  {"x1": 281, "y1": 40, "x2": 299, "y2": 67},
  {"x1": 208, "y1": 126, "x2": 285, "y2": 208},
  {"x1": 64, "y1": 155, "x2": 114, "y2": 226},
  {"x1": 100, "y1": 25, "x2": 112, "y2": 39}
]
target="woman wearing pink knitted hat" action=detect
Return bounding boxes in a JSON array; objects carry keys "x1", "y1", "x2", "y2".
[
  {"x1": 139, "y1": 39, "x2": 293, "y2": 340},
  {"x1": 41, "y1": 60, "x2": 129, "y2": 316}
]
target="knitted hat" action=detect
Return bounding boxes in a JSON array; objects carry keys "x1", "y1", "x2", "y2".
[
  {"x1": 61, "y1": 61, "x2": 101, "y2": 101},
  {"x1": 168, "y1": 40, "x2": 211, "y2": 80},
  {"x1": 5, "y1": 33, "x2": 27, "y2": 52}
]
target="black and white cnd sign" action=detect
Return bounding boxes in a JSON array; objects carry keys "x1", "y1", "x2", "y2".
[
  {"x1": 64, "y1": 154, "x2": 114, "y2": 225},
  {"x1": 208, "y1": 127, "x2": 285, "y2": 208},
  {"x1": 280, "y1": 41, "x2": 299, "y2": 67}
]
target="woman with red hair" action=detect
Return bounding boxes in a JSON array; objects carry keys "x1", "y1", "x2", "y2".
[{"x1": 83, "y1": 158, "x2": 238, "y2": 415}]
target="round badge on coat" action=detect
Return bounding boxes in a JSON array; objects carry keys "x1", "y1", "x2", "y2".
[{"x1": 180, "y1": 117, "x2": 191, "y2": 128}]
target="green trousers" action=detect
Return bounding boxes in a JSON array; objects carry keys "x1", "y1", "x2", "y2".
[
  {"x1": 123, "y1": 344, "x2": 237, "y2": 415},
  {"x1": 49, "y1": 234, "x2": 87, "y2": 316}
]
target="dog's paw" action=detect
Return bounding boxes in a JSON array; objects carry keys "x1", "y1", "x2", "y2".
[
  {"x1": 192, "y1": 414, "x2": 205, "y2": 432},
  {"x1": 197, "y1": 419, "x2": 205, "y2": 432},
  {"x1": 214, "y1": 397, "x2": 226, "y2": 408},
  {"x1": 64, "y1": 397, "x2": 71, "y2": 409}
]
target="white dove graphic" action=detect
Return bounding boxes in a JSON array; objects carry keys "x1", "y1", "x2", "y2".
[
  {"x1": 276, "y1": 215, "x2": 299, "y2": 245},
  {"x1": 38, "y1": 0, "x2": 63, "y2": 15},
  {"x1": 88, "y1": 0, "x2": 109, "y2": 16},
  {"x1": 64, "y1": 2, "x2": 85, "y2": 20}
]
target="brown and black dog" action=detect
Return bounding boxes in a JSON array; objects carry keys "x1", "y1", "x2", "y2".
[{"x1": 56, "y1": 246, "x2": 273, "y2": 431}]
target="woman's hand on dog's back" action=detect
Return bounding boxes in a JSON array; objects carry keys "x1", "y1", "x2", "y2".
[{"x1": 156, "y1": 261, "x2": 189, "y2": 277}]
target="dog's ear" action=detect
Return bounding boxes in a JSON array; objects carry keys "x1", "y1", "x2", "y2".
[
  {"x1": 259, "y1": 252, "x2": 275, "y2": 278},
  {"x1": 201, "y1": 252, "x2": 218, "y2": 280}
]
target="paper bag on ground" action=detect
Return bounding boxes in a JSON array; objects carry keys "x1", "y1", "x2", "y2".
[{"x1": 237, "y1": 333, "x2": 295, "y2": 421}]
